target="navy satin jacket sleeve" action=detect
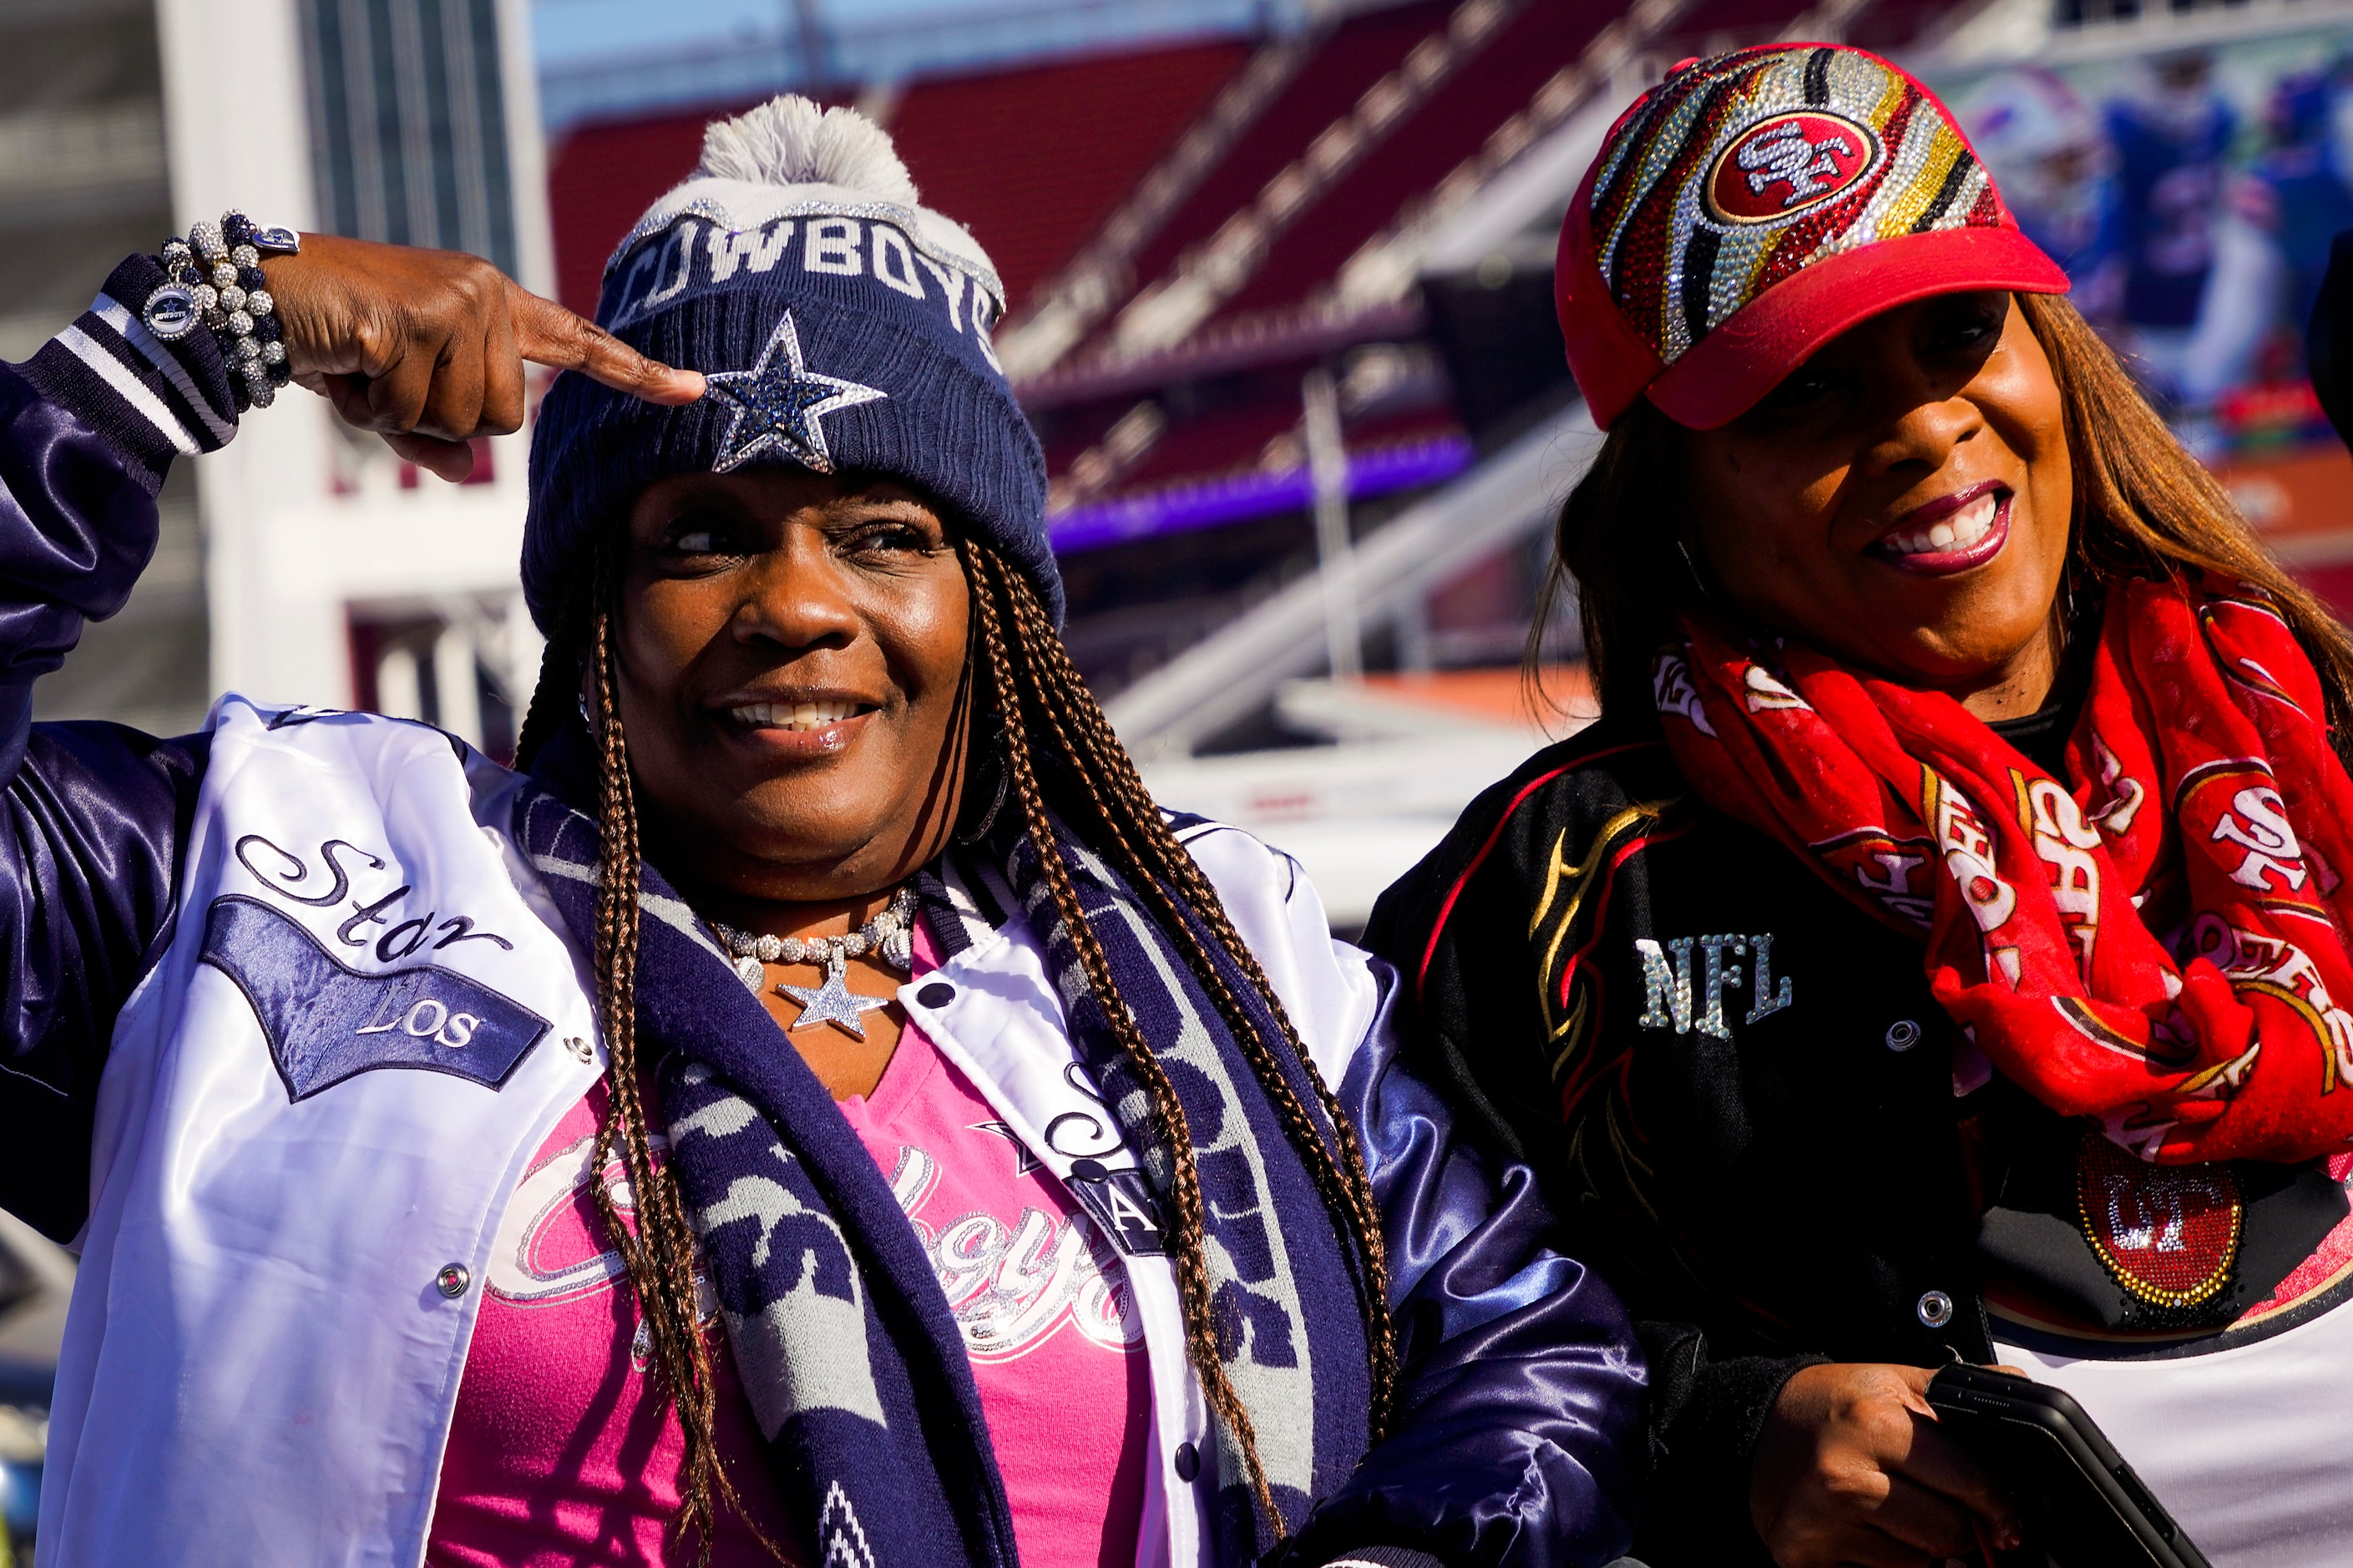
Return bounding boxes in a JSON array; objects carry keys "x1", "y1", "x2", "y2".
[
  {"x1": 1281, "y1": 962, "x2": 1647, "y2": 1568},
  {"x1": 0, "y1": 252, "x2": 237, "y2": 1240}
]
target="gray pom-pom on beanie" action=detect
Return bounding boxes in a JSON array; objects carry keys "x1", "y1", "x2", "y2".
[
  {"x1": 524, "y1": 95, "x2": 1057, "y2": 630},
  {"x1": 695, "y1": 96, "x2": 922, "y2": 203}
]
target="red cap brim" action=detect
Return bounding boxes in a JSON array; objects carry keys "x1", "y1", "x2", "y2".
[{"x1": 1645, "y1": 225, "x2": 2070, "y2": 429}]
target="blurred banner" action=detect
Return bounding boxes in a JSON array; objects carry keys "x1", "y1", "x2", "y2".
[
  {"x1": 1933, "y1": 24, "x2": 2353, "y2": 611},
  {"x1": 1935, "y1": 32, "x2": 2353, "y2": 458}
]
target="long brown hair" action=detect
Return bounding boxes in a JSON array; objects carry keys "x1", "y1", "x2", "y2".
[
  {"x1": 516, "y1": 534, "x2": 1397, "y2": 1560},
  {"x1": 1531, "y1": 291, "x2": 2353, "y2": 734}
]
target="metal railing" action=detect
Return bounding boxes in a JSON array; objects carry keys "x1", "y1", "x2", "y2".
[{"x1": 1105, "y1": 397, "x2": 1600, "y2": 759}]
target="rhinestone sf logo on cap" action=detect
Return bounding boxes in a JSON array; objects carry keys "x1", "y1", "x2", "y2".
[{"x1": 1705, "y1": 110, "x2": 1882, "y2": 224}]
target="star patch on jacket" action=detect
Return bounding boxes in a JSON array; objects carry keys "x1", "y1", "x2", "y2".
[{"x1": 200, "y1": 895, "x2": 552, "y2": 1100}]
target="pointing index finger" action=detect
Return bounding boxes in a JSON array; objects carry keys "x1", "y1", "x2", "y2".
[{"x1": 509, "y1": 283, "x2": 703, "y2": 404}]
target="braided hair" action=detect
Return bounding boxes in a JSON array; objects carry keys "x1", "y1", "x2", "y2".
[{"x1": 514, "y1": 533, "x2": 1397, "y2": 1559}]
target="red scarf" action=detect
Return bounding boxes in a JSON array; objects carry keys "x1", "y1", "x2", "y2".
[{"x1": 1658, "y1": 574, "x2": 2353, "y2": 1166}]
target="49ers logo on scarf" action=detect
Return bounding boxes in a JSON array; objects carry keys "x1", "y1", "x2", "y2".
[
  {"x1": 2178, "y1": 761, "x2": 2329, "y2": 918},
  {"x1": 1811, "y1": 826, "x2": 1935, "y2": 928},
  {"x1": 1652, "y1": 650, "x2": 1715, "y2": 736},
  {"x1": 1706, "y1": 111, "x2": 1880, "y2": 224}
]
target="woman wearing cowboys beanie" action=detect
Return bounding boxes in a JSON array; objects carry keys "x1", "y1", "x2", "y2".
[
  {"x1": 1371, "y1": 42, "x2": 2353, "y2": 1568},
  {"x1": 0, "y1": 99, "x2": 1642, "y2": 1566}
]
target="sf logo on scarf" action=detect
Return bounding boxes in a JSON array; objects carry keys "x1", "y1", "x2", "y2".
[{"x1": 2195, "y1": 773, "x2": 2319, "y2": 900}]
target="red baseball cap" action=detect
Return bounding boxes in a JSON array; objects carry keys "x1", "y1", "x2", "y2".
[{"x1": 1556, "y1": 43, "x2": 2070, "y2": 431}]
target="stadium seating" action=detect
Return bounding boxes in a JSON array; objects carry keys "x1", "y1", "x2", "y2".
[
  {"x1": 544, "y1": 37, "x2": 1243, "y2": 321},
  {"x1": 885, "y1": 39, "x2": 1249, "y2": 311}
]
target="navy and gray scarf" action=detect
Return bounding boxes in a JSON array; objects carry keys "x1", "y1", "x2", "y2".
[{"x1": 514, "y1": 735, "x2": 1374, "y2": 1566}]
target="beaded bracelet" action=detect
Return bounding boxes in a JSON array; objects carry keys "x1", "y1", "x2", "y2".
[{"x1": 143, "y1": 211, "x2": 301, "y2": 412}]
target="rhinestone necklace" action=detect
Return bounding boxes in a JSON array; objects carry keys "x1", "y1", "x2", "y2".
[{"x1": 708, "y1": 884, "x2": 918, "y2": 1040}]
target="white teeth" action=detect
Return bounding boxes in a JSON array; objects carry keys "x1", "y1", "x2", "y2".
[
  {"x1": 727, "y1": 699, "x2": 862, "y2": 731},
  {"x1": 1881, "y1": 493, "x2": 2000, "y2": 557}
]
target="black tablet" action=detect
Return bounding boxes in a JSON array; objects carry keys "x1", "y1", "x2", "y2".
[{"x1": 1925, "y1": 1364, "x2": 2210, "y2": 1568}]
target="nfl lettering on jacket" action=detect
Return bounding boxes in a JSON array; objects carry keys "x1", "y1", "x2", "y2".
[{"x1": 1633, "y1": 933, "x2": 1795, "y2": 1038}]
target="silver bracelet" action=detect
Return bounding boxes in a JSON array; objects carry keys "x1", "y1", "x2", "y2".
[{"x1": 144, "y1": 210, "x2": 300, "y2": 411}]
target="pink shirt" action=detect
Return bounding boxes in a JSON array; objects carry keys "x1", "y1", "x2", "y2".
[{"x1": 431, "y1": 934, "x2": 1151, "y2": 1568}]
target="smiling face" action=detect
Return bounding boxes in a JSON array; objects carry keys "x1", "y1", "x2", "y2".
[
  {"x1": 1681, "y1": 291, "x2": 2075, "y2": 717},
  {"x1": 612, "y1": 465, "x2": 971, "y2": 906}
]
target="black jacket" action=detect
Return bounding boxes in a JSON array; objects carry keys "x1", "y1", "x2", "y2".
[{"x1": 1364, "y1": 706, "x2": 2350, "y2": 1565}]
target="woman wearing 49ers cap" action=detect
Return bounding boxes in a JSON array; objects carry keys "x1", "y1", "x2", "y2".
[{"x1": 1371, "y1": 42, "x2": 2353, "y2": 1568}]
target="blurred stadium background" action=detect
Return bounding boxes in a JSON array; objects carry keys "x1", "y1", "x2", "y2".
[
  {"x1": 18, "y1": 0, "x2": 2353, "y2": 929},
  {"x1": 0, "y1": 0, "x2": 2350, "y2": 1541}
]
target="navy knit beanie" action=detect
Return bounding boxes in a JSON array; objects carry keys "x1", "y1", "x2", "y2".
[{"x1": 524, "y1": 97, "x2": 1057, "y2": 629}]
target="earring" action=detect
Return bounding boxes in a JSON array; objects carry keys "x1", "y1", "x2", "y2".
[
  {"x1": 1677, "y1": 539, "x2": 1715, "y2": 601},
  {"x1": 955, "y1": 756, "x2": 1010, "y2": 845}
]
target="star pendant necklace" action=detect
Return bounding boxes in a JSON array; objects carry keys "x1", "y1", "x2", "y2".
[{"x1": 708, "y1": 884, "x2": 918, "y2": 1040}]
